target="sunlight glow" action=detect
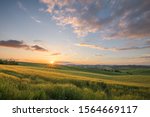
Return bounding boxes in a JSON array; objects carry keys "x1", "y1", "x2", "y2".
[{"x1": 50, "y1": 60, "x2": 55, "y2": 65}]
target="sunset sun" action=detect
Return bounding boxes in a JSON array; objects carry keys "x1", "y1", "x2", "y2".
[
  {"x1": 0, "y1": 0, "x2": 149, "y2": 102},
  {"x1": 50, "y1": 60, "x2": 55, "y2": 65}
]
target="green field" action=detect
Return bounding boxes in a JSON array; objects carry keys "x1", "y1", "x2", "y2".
[{"x1": 0, "y1": 63, "x2": 150, "y2": 100}]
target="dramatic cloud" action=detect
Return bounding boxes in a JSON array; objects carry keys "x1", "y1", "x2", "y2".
[
  {"x1": 40, "y1": 0, "x2": 150, "y2": 39},
  {"x1": 40, "y1": 0, "x2": 102, "y2": 37},
  {"x1": 0, "y1": 40, "x2": 48, "y2": 52},
  {"x1": 76, "y1": 43, "x2": 150, "y2": 51}
]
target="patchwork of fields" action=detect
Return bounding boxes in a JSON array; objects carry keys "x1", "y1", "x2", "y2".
[{"x1": 0, "y1": 64, "x2": 150, "y2": 100}]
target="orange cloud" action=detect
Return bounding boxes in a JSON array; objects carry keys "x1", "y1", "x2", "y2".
[{"x1": 76, "y1": 43, "x2": 150, "y2": 51}]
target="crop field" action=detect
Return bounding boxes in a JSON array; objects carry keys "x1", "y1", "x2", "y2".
[{"x1": 0, "y1": 63, "x2": 150, "y2": 100}]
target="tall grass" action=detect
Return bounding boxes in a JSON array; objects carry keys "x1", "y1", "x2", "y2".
[{"x1": 0, "y1": 65, "x2": 150, "y2": 100}]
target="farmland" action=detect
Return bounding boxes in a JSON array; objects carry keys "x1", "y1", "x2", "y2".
[{"x1": 0, "y1": 63, "x2": 150, "y2": 100}]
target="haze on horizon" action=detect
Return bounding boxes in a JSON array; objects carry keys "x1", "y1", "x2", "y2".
[{"x1": 0, "y1": 0, "x2": 150, "y2": 65}]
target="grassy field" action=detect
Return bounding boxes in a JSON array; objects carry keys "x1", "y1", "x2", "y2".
[{"x1": 0, "y1": 63, "x2": 150, "y2": 100}]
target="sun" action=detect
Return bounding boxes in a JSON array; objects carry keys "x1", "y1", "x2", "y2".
[{"x1": 50, "y1": 60, "x2": 55, "y2": 65}]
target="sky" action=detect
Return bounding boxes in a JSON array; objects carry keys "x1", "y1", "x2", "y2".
[{"x1": 0, "y1": 0, "x2": 150, "y2": 65}]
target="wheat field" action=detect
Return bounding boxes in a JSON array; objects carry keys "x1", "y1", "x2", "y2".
[{"x1": 0, "y1": 64, "x2": 150, "y2": 100}]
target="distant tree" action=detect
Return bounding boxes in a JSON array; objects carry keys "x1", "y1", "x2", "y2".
[{"x1": 0, "y1": 59, "x2": 18, "y2": 65}]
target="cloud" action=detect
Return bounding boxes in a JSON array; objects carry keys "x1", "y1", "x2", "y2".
[
  {"x1": 18, "y1": 1, "x2": 41, "y2": 23},
  {"x1": 17, "y1": 1, "x2": 27, "y2": 12},
  {"x1": 139, "y1": 55, "x2": 150, "y2": 59},
  {"x1": 76, "y1": 43, "x2": 150, "y2": 51},
  {"x1": 145, "y1": 40, "x2": 150, "y2": 45},
  {"x1": 40, "y1": 0, "x2": 150, "y2": 39},
  {"x1": 0, "y1": 40, "x2": 29, "y2": 49},
  {"x1": 95, "y1": 54, "x2": 103, "y2": 57},
  {"x1": 51, "y1": 52, "x2": 61, "y2": 56},
  {"x1": 31, "y1": 16, "x2": 41, "y2": 23},
  {"x1": 38, "y1": 8, "x2": 45, "y2": 12},
  {"x1": 33, "y1": 40, "x2": 42, "y2": 42},
  {"x1": 31, "y1": 45, "x2": 48, "y2": 52},
  {"x1": 128, "y1": 54, "x2": 150, "y2": 60},
  {"x1": 0, "y1": 40, "x2": 48, "y2": 52},
  {"x1": 40, "y1": 0, "x2": 102, "y2": 37},
  {"x1": 76, "y1": 43, "x2": 116, "y2": 51},
  {"x1": 117, "y1": 45, "x2": 150, "y2": 51}
]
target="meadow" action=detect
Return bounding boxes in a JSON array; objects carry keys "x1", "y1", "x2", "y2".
[{"x1": 0, "y1": 62, "x2": 150, "y2": 100}]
